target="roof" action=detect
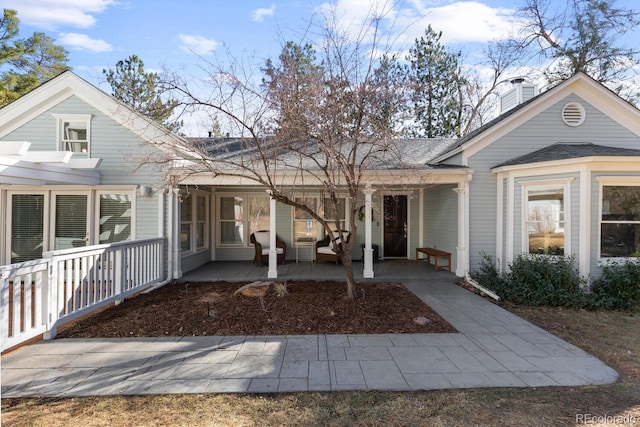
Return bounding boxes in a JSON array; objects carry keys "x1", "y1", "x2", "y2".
[
  {"x1": 431, "y1": 72, "x2": 640, "y2": 164},
  {"x1": 185, "y1": 137, "x2": 459, "y2": 169},
  {"x1": 493, "y1": 143, "x2": 640, "y2": 169}
]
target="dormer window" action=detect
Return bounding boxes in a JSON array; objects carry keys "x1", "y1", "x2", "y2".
[{"x1": 53, "y1": 114, "x2": 92, "y2": 155}]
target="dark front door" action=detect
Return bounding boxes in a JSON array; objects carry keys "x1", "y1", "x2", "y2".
[{"x1": 383, "y1": 195, "x2": 408, "y2": 258}]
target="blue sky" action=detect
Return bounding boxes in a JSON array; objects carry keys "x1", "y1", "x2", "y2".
[{"x1": 4, "y1": 0, "x2": 640, "y2": 135}]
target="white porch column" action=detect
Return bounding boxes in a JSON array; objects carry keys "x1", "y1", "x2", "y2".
[
  {"x1": 363, "y1": 186, "x2": 376, "y2": 278},
  {"x1": 172, "y1": 188, "x2": 182, "y2": 279},
  {"x1": 454, "y1": 179, "x2": 470, "y2": 277},
  {"x1": 267, "y1": 193, "x2": 278, "y2": 279}
]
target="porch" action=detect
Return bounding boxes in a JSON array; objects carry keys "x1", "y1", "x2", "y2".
[{"x1": 179, "y1": 259, "x2": 454, "y2": 283}]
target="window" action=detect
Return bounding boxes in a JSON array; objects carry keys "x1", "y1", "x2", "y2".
[
  {"x1": 293, "y1": 197, "x2": 318, "y2": 243},
  {"x1": 54, "y1": 114, "x2": 91, "y2": 155},
  {"x1": 322, "y1": 197, "x2": 346, "y2": 231},
  {"x1": 601, "y1": 186, "x2": 640, "y2": 257},
  {"x1": 55, "y1": 194, "x2": 88, "y2": 250},
  {"x1": 525, "y1": 186, "x2": 565, "y2": 255},
  {"x1": 218, "y1": 194, "x2": 269, "y2": 246},
  {"x1": 181, "y1": 194, "x2": 193, "y2": 251},
  {"x1": 10, "y1": 194, "x2": 45, "y2": 263},
  {"x1": 181, "y1": 192, "x2": 210, "y2": 252},
  {"x1": 99, "y1": 193, "x2": 132, "y2": 244}
]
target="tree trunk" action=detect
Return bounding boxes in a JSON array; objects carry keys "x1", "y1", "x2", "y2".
[{"x1": 342, "y1": 253, "x2": 356, "y2": 300}]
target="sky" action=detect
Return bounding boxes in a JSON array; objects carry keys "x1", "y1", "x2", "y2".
[{"x1": 4, "y1": 0, "x2": 640, "y2": 135}]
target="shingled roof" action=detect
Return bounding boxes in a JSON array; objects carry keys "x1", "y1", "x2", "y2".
[{"x1": 493, "y1": 143, "x2": 640, "y2": 169}]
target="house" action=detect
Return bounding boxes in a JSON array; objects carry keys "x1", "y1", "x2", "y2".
[{"x1": 2, "y1": 71, "x2": 640, "y2": 285}]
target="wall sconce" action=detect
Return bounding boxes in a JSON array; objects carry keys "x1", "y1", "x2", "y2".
[{"x1": 139, "y1": 185, "x2": 153, "y2": 197}]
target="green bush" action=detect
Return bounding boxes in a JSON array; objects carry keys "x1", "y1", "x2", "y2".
[
  {"x1": 474, "y1": 253, "x2": 586, "y2": 307},
  {"x1": 591, "y1": 260, "x2": 640, "y2": 310}
]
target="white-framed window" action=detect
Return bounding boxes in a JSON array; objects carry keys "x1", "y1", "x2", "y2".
[
  {"x1": 599, "y1": 182, "x2": 640, "y2": 258},
  {"x1": 52, "y1": 192, "x2": 89, "y2": 250},
  {"x1": 8, "y1": 192, "x2": 48, "y2": 264},
  {"x1": 293, "y1": 196, "x2": 319, "y2": 244},
  {"x1": 181, "y1": 191, "x2": 210, "y2": 253},
  {"x1": 97, "y1": 192, "x2": 133, "y2": 244},
  {"x1": 322, "y1": 197, "x2": 347, "y2": 231},
  {"x1": 522, "y1": 179, "x2": 572, "y2": 256},
  {"x1": 53, "y1": 114, "x2": 92, "y2": 155},
  {"x1": 217, "y1": 193, "x2": 269, "y2": 247}
]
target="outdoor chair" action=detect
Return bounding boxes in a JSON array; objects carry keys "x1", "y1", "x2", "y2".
[
  {"x1": 315, "y1": 230, "x2": 351, "y2": 264},
  {"x1": 250, "y1": 230, "x2": 286, "y2": 266}
]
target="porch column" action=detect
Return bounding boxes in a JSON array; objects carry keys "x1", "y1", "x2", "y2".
[
  {"x1": 172, "y1": 188, "x2": 182, "y2": 279},
  {"x1": 267, "y1": 193, "x2": 278, "y2": 279},
  {"x1": 454, "y1": 178, "x2": 470, "y2": 277},
  {"x1": 363, "y1": 186, "x2": 376, "y2": 278}
]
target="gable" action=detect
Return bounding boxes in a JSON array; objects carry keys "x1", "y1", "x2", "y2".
[{"x1": 434, "y1": 73, "x2": 640, "y2": 166}]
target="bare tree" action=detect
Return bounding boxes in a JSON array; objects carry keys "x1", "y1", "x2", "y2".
[
  {"x1": 518, "y1": 0, "x2": 639, "y2": 93},
  {"x1": 160, "y1": 6, "x2": 409, "y2": 299}
]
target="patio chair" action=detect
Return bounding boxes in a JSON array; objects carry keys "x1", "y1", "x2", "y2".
[
  {"x1": 250, "y1": 230, "x2": 286, "y2": 266},
  {"x1": 315, "y1": 230, "x2": 351, "y2": 264}
]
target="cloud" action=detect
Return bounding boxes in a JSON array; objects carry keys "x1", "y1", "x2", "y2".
[
  {"x1": 178, "y1": 34, "x2": 219, "y2": 56},
  {"x1": 252, "y1": 4, "x2": 276, "y2": 22},
  {"x1": 58, "y1": 32, "x2": 113, "y2": 52},
  {"x1": 3, "y1": 0, "x2": 115, "y2": 30},
  {"x1": 318, "y1": 0, "x2": 520, "y2": 46}
]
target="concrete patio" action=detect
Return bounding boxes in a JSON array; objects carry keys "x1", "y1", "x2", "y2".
[{"x1": 0, "y1": 261, "x2": 618, "y2": 396}]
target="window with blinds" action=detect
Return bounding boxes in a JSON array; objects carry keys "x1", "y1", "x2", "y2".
[
  {"x1": 11, "y1": 194, "x2": 45, "y2": 263},
  {"x1": 99, "y1": 194, "x2": 132, "y2": 244},
  {"x1": 55, "y1": 195, "x2": 87, "y2": 250}
]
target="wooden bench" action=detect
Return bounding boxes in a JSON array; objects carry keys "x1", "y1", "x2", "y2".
[{"x1": 415, "y1": 247, "x2": 451, "y2": 272}]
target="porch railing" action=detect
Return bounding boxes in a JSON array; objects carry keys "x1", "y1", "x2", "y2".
[{"x1": 1, "y1": 237, "x2": 166, "y2": 352}]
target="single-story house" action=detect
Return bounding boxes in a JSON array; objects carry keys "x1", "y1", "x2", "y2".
[{"x1": 1, "y1": 71, "x2": 639, "y2": 283}]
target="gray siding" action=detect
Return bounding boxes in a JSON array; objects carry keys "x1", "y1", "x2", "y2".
[
  {"x1": 423, "y1": 184, "x2": 458, "y2": 269},
  {"x1": 467, "y1": 93, "x2": 640, "y2": 271},
  {"x1": 2, "y1": 95, "x2": 170, "y2": 242}
]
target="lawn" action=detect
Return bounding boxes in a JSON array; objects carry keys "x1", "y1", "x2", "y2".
[{"x1": 2, "y1": 305, "x2": 639, "y2": 426}]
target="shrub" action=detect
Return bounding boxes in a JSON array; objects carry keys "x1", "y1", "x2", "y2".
[
  {"x1": 591, "y1": 259, "x2": 640, "y2": 310},
  {"x1": 473, "y1": 253, "x2": 586, "y2": 307}
]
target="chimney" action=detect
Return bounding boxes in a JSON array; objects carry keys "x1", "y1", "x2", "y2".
[
  {"x1": 208, "y1": 131, "x2": 213, "y2": 138},
  {"x1": 500, "y1": 77, "x2": 539, "y2": 114}
]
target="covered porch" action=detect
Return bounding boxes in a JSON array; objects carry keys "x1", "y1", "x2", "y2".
[{"x1": 179, "y1": 259, "x2": 457, "y2": 283}]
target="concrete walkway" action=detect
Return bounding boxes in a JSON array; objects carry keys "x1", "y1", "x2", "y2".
[{"x1": 1, "y1": 266, "x2": 618, "y2": 396}]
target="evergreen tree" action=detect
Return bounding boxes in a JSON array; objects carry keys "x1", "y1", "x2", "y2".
[
  {"x1": 104, "y1": 55, "x2": 182, "y2": 133},
  {"x1": 405, "y1": 26, "x2": 466, "y2": 138},
  {"x1": 0, "y1": 9, "x2": 70, "y2": 107}
]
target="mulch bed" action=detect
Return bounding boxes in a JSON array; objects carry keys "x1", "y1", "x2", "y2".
[{"x1": 57, "y1": 280, "x2": 456, "y2": 338}]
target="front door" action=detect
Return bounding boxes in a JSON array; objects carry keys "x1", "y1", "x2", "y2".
[{"x1": 383, "y1": 195, "x2": 408, "y2": 258}]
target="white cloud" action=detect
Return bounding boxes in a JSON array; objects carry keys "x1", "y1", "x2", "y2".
[
  {"x1": 178, "y1": 34, "x2": 219, "y2": 56},
  {"x1": 3, "y1": 0, "x2": 115, "y2": 30},
  {"x1": 252, "y1": 4, "x2": 276, "y2": 22},
  {"x1": 58, "y1": 32, "x2": 112, "y2": 52},
  {"x1": 318, "y1": 0, "x2": 520, "y2": 46},
  {"x1": 404, "y1": 1, "x2": 521, "y2": 44}
]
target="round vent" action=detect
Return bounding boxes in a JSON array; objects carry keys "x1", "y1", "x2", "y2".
[{"x1": 562, "y1": 102, "x2": 585, "y2": 126}]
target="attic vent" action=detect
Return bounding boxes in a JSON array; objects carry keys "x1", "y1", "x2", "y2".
[{"x1": 562, "y1": 102, "x2": 585, "y2": 126}]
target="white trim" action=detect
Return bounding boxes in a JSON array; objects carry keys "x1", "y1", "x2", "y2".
[
  {"x1": 520, "y1": 178, "x2": 573, "y2": 256},
  {"x1": 418, "y1": 188, "x2": 424, "y2": 249},
  {"x1": 596, "y1": 177, "x2": 640, "y2": 261},
  {"x1": 52, "y1": 113, "x2": 92, "y2": 155},
  {"x1": 578, "y1": 165, "x2": 591, "y2": 279},
  {"x1": 496, "y1": 173, "x2": 504, "y2": 270},
  {"x1": 180, "y1": 188, "x2": 210, "y2": 255},
  {"x1": 50, "y1": 190, "x2": 91, "y2": 251},
  {"x1": 506, "y1": 176, "x2": 515, "y2": 264},
  {"x1": 492, "y1": 156, "x2": 640, "y2": 174},
  {"x1": 5, "y1": 190, "x2": 50, "y2": 264},
  {"x1": 215, "y1": 192, "x2": 270, "y2": 248},
  {"x1": 94, "y1": 188, "x2": 137, "y2": 243}
]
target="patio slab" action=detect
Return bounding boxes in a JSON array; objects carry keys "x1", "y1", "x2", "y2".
[{"x1": 0, "y1": 262, "x2": 618, "y2": 396}]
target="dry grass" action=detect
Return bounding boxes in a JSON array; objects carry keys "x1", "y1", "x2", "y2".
[{"x1": 3, "y1": 307, "x2": 640, "y2": 426}]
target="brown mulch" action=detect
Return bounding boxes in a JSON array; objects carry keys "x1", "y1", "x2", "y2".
[{"x1": 57, "y1": 280, "x2": 456, "y2": 338}]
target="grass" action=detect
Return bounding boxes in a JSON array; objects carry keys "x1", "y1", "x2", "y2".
[{"x1": 2, "y1": 307, "x2": 639, "y2": 426}]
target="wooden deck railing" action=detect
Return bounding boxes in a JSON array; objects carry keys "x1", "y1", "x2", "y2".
[{"x1": 1, "y1": 238, "x2": 166, "y2": 352}]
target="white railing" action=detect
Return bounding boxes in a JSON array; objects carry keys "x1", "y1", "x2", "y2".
[{"x1": 1, "y1": 237, "x2": 166, "y2": 352}]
